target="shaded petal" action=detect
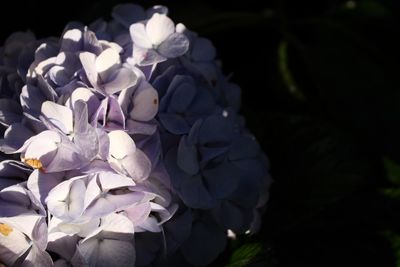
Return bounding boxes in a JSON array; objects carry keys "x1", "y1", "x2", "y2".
[
  {"x1": 180, "y1": 175, "x2": 216, "y2": 209},
  {"x1": 1, "y1": 123, "x2": 34, "y2": 154},
  {"x1": 45, "y1": 137, "x2": 86, "y2": 173},
  {"x1": 177, "y1": 136, "x2": 199, "y2": 175},
  {"x1": 168, "y1": 78, "x2": 196, "y2": 113},
  {"x1": 126, "y1": 119, "x2": 157, "y2": 135},
  {"x1": 158, "y1": 32, "x2": 189, "y2": 58},
  {"x1": 79, "y1": 238, "x2": 135, "y2": 267},
  {"x1": 213, "y1": 201, "x2": 246, "y2": 232},
  {"x1": 105, "y1": 97, "x2": 125, "y2": 130},
  {"x1": 47, "y1": 232, "x2": 81, "y2": 262},
  {"x1": 229, "y1": 135, "x2": 260, "y2": 160},
  {"x1": 192, "y1": 37, "x2": 216, "y2": 61},
  {"x1": 102, "y1": 67, "x2": 138, "y2": 95},
  {"x1": 158, "y1": 113, "x2": 190, "y2": 134},
  {"x1": 164, "y1": 209, "x2": 192, "y2": 254},
  {"x1": 0, "y1": 160, "x2": 31, "y2": 178},
  {"x1": 22, "y1": 244, "x2": 54, "y2": 267},
  {"x1": 37, "y1": 75, "x2": 58, "y2": 102},
  {"x1": 202, "y1": 162, "x2": 240, "y2": 199},
  {"x1": 147, "y1": 5, "x2": 169, "y2": 17},
  {"x1": 0, "y1": 99, "x2": 22, "y2": 127},
  {"x1": 27, "y1": 170, "x2": 65, "y2": 205},
  {"x1": 132, "y1": 45, "x2": 166, "y2": 66},
  {"x1": 61, "y1": 29, "x2": 83, "y2": 52},
  {"x1": 199, "y1": 115, "x2": 233, "y2": 145},
  {"x1": 181, "y1": 220, "x2": 227, "y2": 266},
  {"x1": 20, "y1": 85, "x2": 46, "y2": 115},
  {"x1": 112, "y1": 4, "x2": 146, "y2": 28}
]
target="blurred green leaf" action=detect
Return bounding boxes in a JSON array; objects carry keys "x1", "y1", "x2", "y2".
[
  {"x1": 384, "y1": 157, "x2": 400, "y2": 185},
  {"x1": 381, "y1": 188, "x2": 400, "y2": 200},
  {"x1": 380, "y1": 158, "x2": 400, "y2": 200},
  {"x1": 339, "y1": 0, "x2": 391, "y2": 17},
  {"x1": 383, "y1": 231, "x2": 400, "y2": 267},
  {"x1": 277, "y1": 41, "x2": 305, "y2": 101},
  {"x1": 224, "y1": 243, "x2": 263, "y2": 267}
]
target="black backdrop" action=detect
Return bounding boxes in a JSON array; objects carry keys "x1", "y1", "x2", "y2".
[{"x1": 3, "y1": 0, "x2": 400, "y2": 266}]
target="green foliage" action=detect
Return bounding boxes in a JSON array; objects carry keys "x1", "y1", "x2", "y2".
[
  {"x1": 224, "y1": 243, "x2": 263, "y2": 267},
  {"x1": 384, "y1": 158, "x2": 400, "y2": 186},
  {"x1": 383, "y1": 231, "x2": 400, "y2": 267}
]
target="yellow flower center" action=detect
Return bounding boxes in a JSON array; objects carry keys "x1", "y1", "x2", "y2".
[
  {"x1": 24, "y1": 158, "x2": 44, "y2": 171},
  {"x1": 0, "y1": 223, "x2": 13, "y2": 236}
]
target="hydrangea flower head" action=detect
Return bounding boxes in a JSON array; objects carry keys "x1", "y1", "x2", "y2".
[{"x1": 0, "y1": 3, "x2": 272, "y2": 267}]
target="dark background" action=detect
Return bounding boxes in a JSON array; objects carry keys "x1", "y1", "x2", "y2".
[{"x1": 3, "y1": 0, "x2": 400, "y2": 266}]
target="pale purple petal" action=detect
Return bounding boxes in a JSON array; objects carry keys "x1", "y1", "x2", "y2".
[{"x1": 158, "y1": 33, "x2": 189, "y2": 58}]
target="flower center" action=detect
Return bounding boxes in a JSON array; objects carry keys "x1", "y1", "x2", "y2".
[
  {"x1": 24, "y1": 158, "x2": 44, "y2": 171},
  {"x1": 0, "y1": 223, "x2": 13, "y2": 236}
]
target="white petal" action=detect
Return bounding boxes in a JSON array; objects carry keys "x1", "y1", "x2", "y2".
[
  {"x1": 108, "y1": 130, "x2": 136, "y2": 159},
  {"x1": 95, "y1": 48, "x2": 121, "y2": 82},
  {"x1": 146, "y1": 13, "x2": 175, "y2": 45},
  {"x1": 129, "y1": 82, "x2": 158, "y2": 122},
  {"x1": 79, "y1": 52, "x2": 98, "y2": 88},
  {"x1": 34, "y1": 57, "x2": 57, "y2": 76},
  {"x1": 0, "y1": 221, "x2": 30, "y2": 266},
  {"x1": 46, "y1": 177, "x2": 86, "y2": 221},
  {"x1": 100, "y1": 213, "x2": 135, "y2": 236},
  {"x1": 97, "y1": 172, "x2": 135, "y2": 190},
  {"x1": 22, "y1": 131, "x2": 60, "y2": 166},
  {"x1": 51, "y1": 217, "x2": 100, "y2": 237},
  {"x1": 67, "y1": 87, "x2": 100, "y2": 117},
  {"x1": 102, "y1": 67, "x2": 138, "y2": 95},
  {"x1": 130, "y1": 23, "x2": 152, "y2": 49},
  {"x1": 68, "y1": 180, "x2": 88, "y2": 218},
  {"x1": 98, "y1": 41, "x2": 123, "y2": 54},
  {"x1": 0, "y1": 214, "x2": 42, "y2": 242},
  {"x1": 121, "y1": 149, "x2": 151, "y2": 182},
  {"x1": 81, "y1": 213, "x2": 134, "y2": 242},
  {"x1": 118, "y1": 86, "x2": 136, "y2": 115},
  {"x1": 41, "y1": 101, "x2": 74, "y2": 135}
]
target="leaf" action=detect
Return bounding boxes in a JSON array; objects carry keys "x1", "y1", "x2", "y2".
[
  {"x1": 277, "y1": 41, "x2": 305, "y2": 101},
  {"x1": 384, "y1": 157, "x2": 400, "y2": 185},
  {"x1": 224, "y1": 243, "x2": 263, "y2": 267},
  {"x1": 382, "y1": 231, "x2": 400, "y2": 267},
  {"x1": 339, "y1": 0, "x2": 391, "y2": 17},
  {"x1": 381, "y1": 188, "x2": 400, "y2": 201},
  {"x1": 379, "y1": 158, "x2": 400, "y2": 200}
]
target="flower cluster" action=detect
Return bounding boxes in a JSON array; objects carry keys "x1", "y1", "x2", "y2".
[{"x1": 0, "y1": 3, "x2": 272, "y2": 267}]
